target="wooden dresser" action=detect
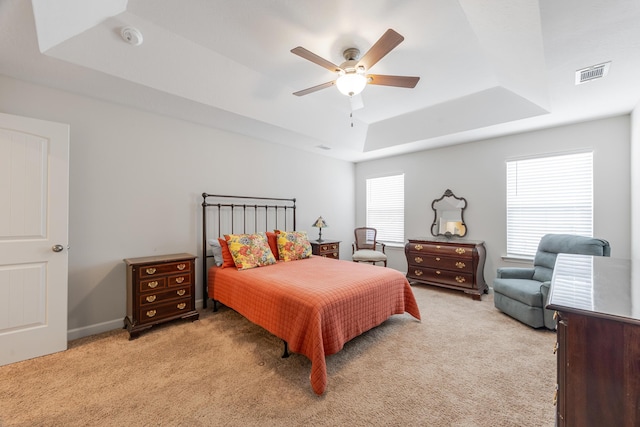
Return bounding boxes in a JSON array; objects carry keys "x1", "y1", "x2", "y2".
[
  {"x1": 124, "y1": 253, "x2": 199, "y2": 339},
  {"x1": 310, "y1": 240, "x2": 340, "y2": 259},
  {"x1": 547, "y1": 254, "x2": 640, "y2": 427},
  {"x1": 405, "y1": 238, "x2": 487, "y2": 300}
]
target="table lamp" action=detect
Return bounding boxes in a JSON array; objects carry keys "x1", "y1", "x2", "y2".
[{"x1": 311, "y1": 216, "x2": 328, "y2": 242}]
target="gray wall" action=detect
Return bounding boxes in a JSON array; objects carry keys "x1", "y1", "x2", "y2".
[
  {"x1": 0, "y1": 75, "x2": 356, "y2": 339},
  {"x1": 2, "y1": 72, "x2": 634, "y2": 339},
  {"x1": 355, "y1": 115, "x2": 632, "y2": 286}
]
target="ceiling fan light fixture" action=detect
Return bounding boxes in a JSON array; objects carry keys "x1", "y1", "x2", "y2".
[{"x1": 336, "y1": 72, "x2": 367, "y2": 97}]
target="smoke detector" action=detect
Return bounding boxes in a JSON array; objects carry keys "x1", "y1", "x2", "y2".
[
  {"x1": 121, "y1": 26, "x2": 143, "y2": 46},
  {"x1": 575, "y1": 62, "x2": 611, "y2": 85}
]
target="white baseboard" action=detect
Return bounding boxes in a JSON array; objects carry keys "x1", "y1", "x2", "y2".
[
  {"x1": 67, "y1": 318, "x2": 124, "y2": 341},
  {"x1": 66, "y1": 299, "x2": 206, "y2": 341}
]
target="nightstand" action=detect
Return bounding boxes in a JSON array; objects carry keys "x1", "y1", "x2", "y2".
[
  {"x1": 123, "y1": 253, "x2": 199, "y2": 339},
  {"x1": 310, "y1": 240, "x2": 340, "y2": 259}
]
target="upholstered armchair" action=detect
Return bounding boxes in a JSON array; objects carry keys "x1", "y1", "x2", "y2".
[
  {"x1": 352, "y1": 227, "x2": 387, "y2": 267},
  {"x1": 493, "y1": 234, "x2": 610, "y2": 329}
]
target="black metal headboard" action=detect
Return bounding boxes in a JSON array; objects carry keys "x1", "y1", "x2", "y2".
[{"x1": 201, "y1": 193, "x2": 297, "y2": 308}]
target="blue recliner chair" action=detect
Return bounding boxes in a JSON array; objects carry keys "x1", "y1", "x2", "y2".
[{"x1": 493, "y1": 234, "x2": 611, "y2": 329}]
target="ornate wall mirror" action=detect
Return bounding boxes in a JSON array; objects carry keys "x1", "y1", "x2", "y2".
[{"x1": 430, "y1": 189, "x2": 467, "y2": 237}]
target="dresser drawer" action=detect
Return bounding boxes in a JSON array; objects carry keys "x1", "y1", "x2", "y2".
[
  {"x1": 138, "y1": 298, "x2": 193, "y2": 324},
  {"x1": 319, "y1": 243, "x2": 338, "y2": 253},
  {"x1": 137, "y1": 260, "x2": 191, "y2": 279},
  {"x1": 408, "y1": 254, "x2": 474, "y2": 273},
  {"x1": 320, "y1": 251, "x2": 339, "y2": 259},
  {"x1": 167, "y1": 272, "x2": 192, "y2": 287},
  {"x1": 408, "y1": 242, "x2": 474, "y2": 259},
  {"x1": 408, "y1": 267, "x2": 474, "y2": 289},
  {"x1": 139, "y1": 277, "x2": 167, "y2": 293},
  {"x1": 139, "y1": 286, "x2": 191, "y2": 306}
]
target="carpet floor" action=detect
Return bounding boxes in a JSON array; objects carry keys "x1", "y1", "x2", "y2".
[{"x1": 0, "y1": 285, "x2": 556, "y2": 426}]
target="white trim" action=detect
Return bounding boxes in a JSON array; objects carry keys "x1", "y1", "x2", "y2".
[{"x1": 67, "y1": 299, "x2": 206, "y2": 341}]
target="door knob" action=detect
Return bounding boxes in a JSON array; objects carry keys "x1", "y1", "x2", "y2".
[{"x1": 52, "y1": 244, "x2": 64, "y2": 252}]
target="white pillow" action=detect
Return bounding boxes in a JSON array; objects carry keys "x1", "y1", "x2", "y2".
[{"x1": 207, "y1": 238, "x2": 223, "y2": 266}]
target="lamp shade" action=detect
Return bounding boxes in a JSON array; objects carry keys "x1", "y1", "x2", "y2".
[
  {"x1": 312, "y1": 216, "x2": 328, "y2": 228},
  {"x1": 336, "y1": 73, "x2": 367, "y2": 97}
]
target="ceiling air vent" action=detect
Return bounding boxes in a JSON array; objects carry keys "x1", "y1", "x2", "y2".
[{"x1": 575, "y1": 62, "x2": 611, "y2": 85}]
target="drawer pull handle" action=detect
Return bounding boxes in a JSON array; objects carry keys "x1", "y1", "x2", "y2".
[
  {"x1": 147, "y1": 281, "x2": 158, "y2": 289},
  {"x1": 146, "y1": 295, "x2": 156, "y2": 303},
  {"x1": 455, "y1": 248, "x2": 466, "y2": 254},
  {"x1": 331, "y1": 245, "x2": 337, "y2": 249},
  {"x1": 414, "y1": 244, "x2": 423, "y2": 251},
  {"x1": 436, "y1": 245, "x2": 441, "y2": 249},
  {"x1": 145, "y1": 267, "x2": 156, "y2": 275},
  {"x1": 177, "y1": 303, "x2": 186, "y2": 310},
  {"x1": 435, "y1": 257, "x2": 440, "y2": 261},
  {"x1": 177, "y1": 263, "x2": 186, "y2": 271},
  {"x1": 414, "y1": 270, "x2": 423, "y2": 276},
  {"x1": 332, "y1": 253, "x2": 338, "y2": 258},
  {"x1": 436, "y1": 270, "x2": 441, "y2": 275},
  {"x1": 177, "y1": 289, "x2": 186, "y2": 296},
  {"x1": 455, "y1": 276, "x2": 465, "y2": 283},
  {"x1": 414, "y1": 257, "x2": 423, "y2": 263},
  {"x1": 456, "y1": 262, "x2": 466, "y2": 269},
  {"x1": 175, "y1": 277, "x2": 185, "y2": 284},
  {"x1": 146, "y1": 310, "x2": 156, "y2": 318}
]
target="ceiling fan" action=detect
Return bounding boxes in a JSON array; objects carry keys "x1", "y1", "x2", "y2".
[{"x1": 291, "y1": 29, "x2": 420, "y2": 100}]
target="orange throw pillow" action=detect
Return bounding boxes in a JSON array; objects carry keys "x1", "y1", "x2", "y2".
[
  {"x1": 266, "y1": 231, "x2": 279, "y2": 261},
  {"x1": 218, "y1": 237, "x2": 236, "y2": 268}
]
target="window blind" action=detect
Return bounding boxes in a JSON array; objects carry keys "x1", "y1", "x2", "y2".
[
  {"x1": 366, "y1": 174, "x2": 404, "y2": 244},
  {"x1": 506, "y1": 152, "x2": 593, "y2": 258}
]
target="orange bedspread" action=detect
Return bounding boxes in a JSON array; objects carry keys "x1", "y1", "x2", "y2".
[{"x1": 208, "y1": 256, "x2": 421, "y2": 395}]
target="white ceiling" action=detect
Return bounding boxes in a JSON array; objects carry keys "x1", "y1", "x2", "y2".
[{"x1": 1, "y1": 0, "x2": 639, "y2": 162}]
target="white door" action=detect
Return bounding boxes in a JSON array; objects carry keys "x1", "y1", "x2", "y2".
[{"x1": 0, "y1": 112, "x2": 69, "y2": 366}]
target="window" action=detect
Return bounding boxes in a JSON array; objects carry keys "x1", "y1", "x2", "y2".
[
  {"x1": 506, "y1": 152, "x2": 593, "y2": 258},
  {"x1": 366, "y1": 174, "x2": 404, "y2": 244}
]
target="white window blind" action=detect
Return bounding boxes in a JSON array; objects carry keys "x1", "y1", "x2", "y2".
[
  {"x1": 506, "y1": 152, "x2": 593, "y2": 258},
  {"x1": 366, "y1": 174, "x2": 404, "y2": 244}
]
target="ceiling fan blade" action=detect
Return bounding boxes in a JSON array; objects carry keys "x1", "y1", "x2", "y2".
[
  {"x1": 349, "y1": 94, "x2": 364, "y2": 110},
  {"x1": 291, "y1": 47, "x2": 342, "y2": 73},
  {"x1": 367, "y1": 74, "x2": 420, "y2": 88},
  {"x1": 357, "y1": 29, "x2": 404, "y2": 71},
  {"x1": 293, "y1": 80, "x2": 336, "y2": 96}
]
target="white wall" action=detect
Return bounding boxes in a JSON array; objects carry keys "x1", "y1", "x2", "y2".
[
  {"x1": 632, "y1": 107, "x2": 640, "y2": 258},
  {"x1": 356, "y1": 115, "x2": 631, "y2": 286},
  {"x1": 0, "y1": 75, "x2": 355, "y2": 339}
]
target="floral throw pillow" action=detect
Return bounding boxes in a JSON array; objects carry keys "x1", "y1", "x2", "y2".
[
  {"x1": 226, "y1": 233, "x2": 277, "y2": 270},
  {"x1": 276, "y1": 230, "x2": 312, "y2": 262}
]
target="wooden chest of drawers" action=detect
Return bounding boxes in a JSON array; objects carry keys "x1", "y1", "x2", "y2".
[
  {"x1": 405, "y1": 238, "x2": 488, "y2": 300},
  {"x1": 124, "y1": 253, "x2": 199, "y2": 339},
  {"x1": 310, "y1": 240, "x2": 340, "y2": 259}
]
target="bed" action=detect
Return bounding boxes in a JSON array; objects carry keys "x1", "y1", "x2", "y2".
[{"x1": 201, "y1": 194, "x2": 421, "y2": 395}]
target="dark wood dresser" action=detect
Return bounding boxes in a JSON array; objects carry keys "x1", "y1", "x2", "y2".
[
  {"x1": 124, "y1": 253, "x2": 199, "y2": 339},
  {"x1": 405, "y1": 238, "x2": 487, "y2": 300},
  {"x1": 547, "y1": 254, "x2": 640, "y2": 427},
  {"x1": 310, "y1": 240, "x2": 340, "y2": 259}
]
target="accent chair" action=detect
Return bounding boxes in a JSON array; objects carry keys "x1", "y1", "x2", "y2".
[
  {"x1": 493, "y1": 234, "x2": 610, "y2": 329},
  {"x1": 352, "y1": 227, "x2": 387, "y2": 267}
]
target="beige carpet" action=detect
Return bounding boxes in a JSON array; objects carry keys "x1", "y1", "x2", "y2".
[{"x1": 0, "y1": 286, "x2": 556, "y2": 427}]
